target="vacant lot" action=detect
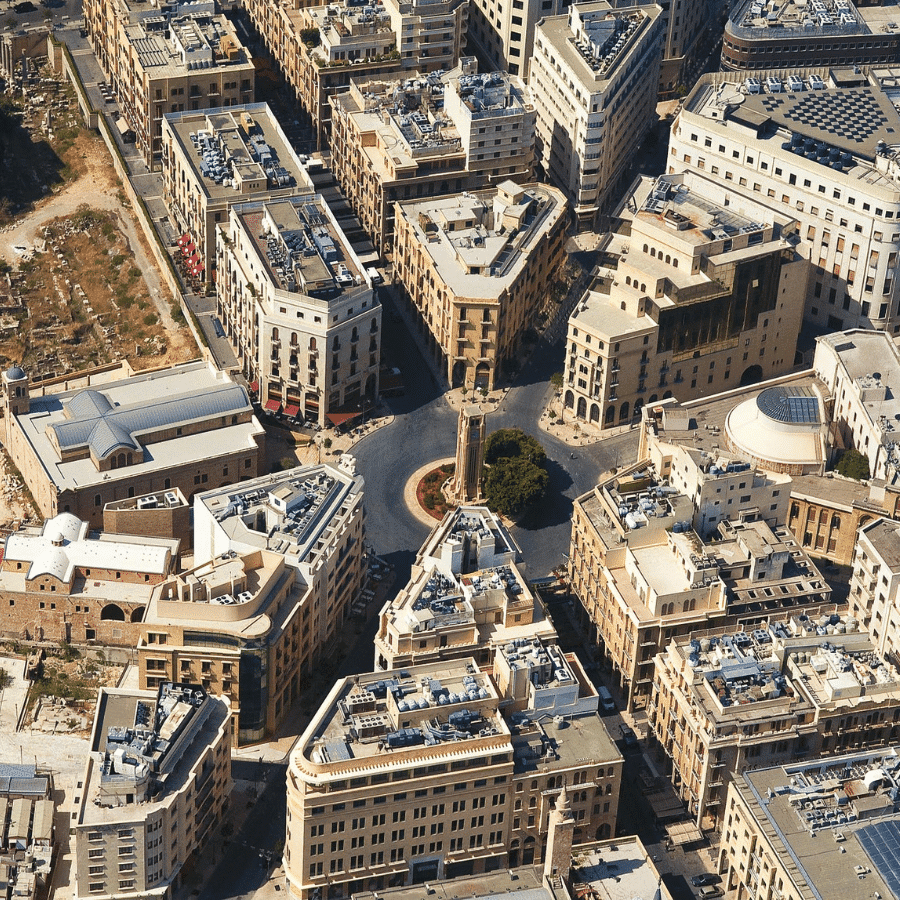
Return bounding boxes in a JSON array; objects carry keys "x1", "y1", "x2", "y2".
[{"x1": 2, "y1": 208, "x2": 194, "y2": 378}]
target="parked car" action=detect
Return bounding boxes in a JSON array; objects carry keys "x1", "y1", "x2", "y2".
[
  {"x1": 597, "y1": 686, "x2": 616, "y2": 714},
  {"x1": 690, "y1": 875, "x2": 722, "y2": 888},
  {"x1": 619, "y1": 723, "x2": 639, "y2": 751},
  {"x1": 697, "y1": 887, "x2": 724, "y2": 899}
]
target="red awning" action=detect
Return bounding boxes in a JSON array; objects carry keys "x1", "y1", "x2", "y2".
[
  {"x1": 326, "y1": 410, "x2": 363, "y2": 426},
  {"x1": 283, "y1": 404, "x2": 300, "y2": 418},
  {"x1": 264, "y1": 399, "x2": 281, "y2": 413},
  {"x1": 181, "y1": 242, "x2": 196, "y2": 256},
  {"x1": 249, "y1": 381, "x2": 259, "y2": 393},
  {"x1": 191, "y1": 264, "x2": 204, "y2": 275},
  {"x1": 177, "y1": 233, "x2": 191, "y2": 246}
]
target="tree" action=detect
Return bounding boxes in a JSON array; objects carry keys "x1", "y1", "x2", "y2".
[
  {"x1": 483, "y1": 456, "x2": 549, "y2": 517},
  {"x1": 835, "y1": 448, "x2": 870, "y2": 481},
  {"x1": 484, "y1": 428, "x2": 546, "y2": 467},
  {"x1": 550, "y1": 372, "x2": 564, "y2": 389}
]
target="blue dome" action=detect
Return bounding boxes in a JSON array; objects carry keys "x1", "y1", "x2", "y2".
[{"x1": 5, "y1": 366, "x2": 25, "y2": 381}]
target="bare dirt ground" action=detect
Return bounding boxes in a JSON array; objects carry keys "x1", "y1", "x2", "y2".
[{"x1": 0, "y1": 132, "x2": 191, "y2": 358}]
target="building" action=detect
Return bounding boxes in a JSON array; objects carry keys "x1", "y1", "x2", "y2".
[
  {"x1": 655, "y1": 0, "x2": 709, "y2": 96},
  {"x1": 0, "y1": 764, "x2": 54, "y2": 900},
  {"x1": 650, "y1": 617, "x2": 900, "y2": 830},
  {"x1": 568, "y1": 461, "x2": 834, "y2": 709},
  {"x1": 161, "y1": 104, "x2": 312, "y2": 283},
  {"x1": 814, "y1": 329, "x2": 900, "y2": 484},
  {"x1": 73, "y1": 683, "x2": 231, "y2": 900},
  {"x1": 850, "y1": 517, "x2": 900, "y2": 665},
  {"x1": 82, "y1": 0, "x2": 255, "y2": 168},
  {"x1": 216, "y1": 195, "x2": 381, "y2": 428},
  {"x1": 721, "y1": 747, "x2": 900, "y2": 900},
  {"x1": 240, "y1": 0, "x2": 466, "y2": 149},
  {"x1": 350, "y1": 834, "x2": 673, "y2": 900},
  {"x1": 393, "y1": 181, "x2": 566, "y2": 389},
  {"x1": 669, "y1": 67, "x2": 900, "y2": 334},
  {"x1": 788, "y1": 473, "x2": 900, "y2": 566},
  {"x1": 139, "y1": 462, "x2": 367, "y2": 745},
  {"x1": 563, "y1": 171, "x2": 807, "y2": 429},
  {"x1": 530, "y1": 2, "x2": 663, "y2": 230},
  {"x1": 0, "y1": 512, "x2": 178, "y2": 647},
  {"x1": 329, "y1": 64, "x2": 536, "y2": 255},
  {"x1": 465, "y1": 0, "x2": 565, "y2": 77},
  {"x1": 138, "y1": 548, "x2": 302, "y2": 746},
  {"x1": 0, "y1": 361, "x2": 266, "y2": 527},
  {"x1": 285, "y1": 648, "x2": 621, "y2": 900},
  {"x1": 722, "y1": 0, "x2": 900, "y2": 73},
  {"x1": 642, "y1": 428, "x2": 792, "y2": 540},
  {"x1": 373, "y1": 505, "x2": 557, "y2": 671},
  {"x1": 103, "y1": 488, "x2": 192, "y2": 551},
  {"x1": 180, "y1": 462, "x2": 366, "y2": 737}
]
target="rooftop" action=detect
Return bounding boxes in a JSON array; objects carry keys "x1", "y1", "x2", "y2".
[
  {"x1": 233, "y1": 196, "x2": 369, "y2": 299},
  {"x1": 727, "y1": 0, "x2": 900, "y2": 41},
  {"x1": 735, "y1": 747, "x2": 900, "y2": 900},
  {"x1": 79, "y1": 682, "x2": 229, "y2": 825},
  {"x1": 122, "y1": 0, "x2": 250, "y2": 78},
  {"x1": 860, "y1": 517, "x2": 900, "y2": 570},
  {"x1": 195, "y1": 462, "x2": 364, "y2": 572},
  {"x1": 165, "y1": 105, "x2": 310, "y2": 202},
  {"x1": 14, "y1": 361, "x2": 264, "y2": 493},
  {"x1": 395, "y1": 182, "x2": 566, "y2": 295},
  {"x1": 2, "y1": 513, "x2": 177, "y2": 587}
]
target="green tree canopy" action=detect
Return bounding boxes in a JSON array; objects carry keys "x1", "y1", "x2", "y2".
[
  {"x1": 835, "y1": 448, "x2": 870, "y2": 481},
  {"x1": 483, "y1": 428, "x2": 546, "y2": 466},
  {"x1": 482, "y1": 456, "x2": 549, "y2": 517}
]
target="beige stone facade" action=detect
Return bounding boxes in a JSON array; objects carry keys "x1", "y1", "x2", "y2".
[
  {"x1": 0, "y1": 513, "x2": 177, "y2": 648},
  {"x1": 216, "y1": 196, "x2": 381, "y2": 428},
  {"x1": 720, "y1": 748, "x2": 900, "y2": 900},
  {"x1": 569, "y1": 462, "x2": 833, "y2": 710},
  {"x1": 161, "y1": 105, "x2": 312, "y2": 283},
  {"x1": 82, "y1": 0, "x2": 255, "y2": 168},
  {"x1": 564, "y1": 171, "x2": 808, "y2": 429},
  {"x1": 392, "y1": 181, "x2": 566, "y2": 389},
  {"x1": 530, "y1": 2, "x2": 663, "y2": 229},
  {"x1": 850, "y1": 517, "x2": 900, "y2": 665},
  {"x1": 329, "y1": 65, "x2": 536, "y2": 255},
  {"x1": 285, "y1": 650, "x2": 621, "y2": 900},
  {"x1": 374, "y1": 505, "x2": 557, "y2": 671},
  {"x1": 180, "y1": 463, "x2": 367, "y2": 742},
  {"x1": 650, "y1": 619, "x2": 900, "y2": 831},
  {"x1": 73, "y1": 683, "x2": 231, "y2": 900},
  {"x1": 0, "y1": 362, "x2": 265, "y2": 529}
]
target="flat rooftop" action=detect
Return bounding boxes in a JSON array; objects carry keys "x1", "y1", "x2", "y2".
[
  {"x1": 736, "y1": 748, "x2": 900, "y2": 900},
  {"x1": 16, "y1": 361, "x2": 264, "y2": 493},
  {"x1": 539, "y1": 2, "x2": 661, "y2": 88},
  {"x1": 861, "y1": 517, "x2": 900, "y2": 569},
  {"x1": 396, "y1": 182, "x2": 565, "y2": 296},
  {"x1": 235, "y1": 196, "x2": 368, "y2": 299},
  {"x1": 165, "y1": 105, "x2": 309, "y2": 202},
  {"x1": 196, "y1": 463, "x2": 363, "y2": 569},
  {"x1": 727, "y1": 0, "x2": 900, "y2": 39},
  {"x1": 79, "y1": 683, "x2": 229, "y2": 825}
]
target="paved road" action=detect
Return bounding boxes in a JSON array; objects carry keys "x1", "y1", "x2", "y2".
[
  {"x1": 352, "y1": 291, "x2": 638, "y2": 585},
  {"x1": 196, "y1": 762, "x2": 288, "y2": 900}
]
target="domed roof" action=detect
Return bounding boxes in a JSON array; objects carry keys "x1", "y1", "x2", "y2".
[{"x1": 5, "y1": 365, "x2": 26, "y2": 381}]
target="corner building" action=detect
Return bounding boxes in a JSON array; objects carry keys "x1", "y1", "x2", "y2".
[
  {"x1": 669, "y1": 67, "x2": 900, "y2": 334},
  {"x1": 285, "y1": 646, "x2": 622, "y2": 899}
]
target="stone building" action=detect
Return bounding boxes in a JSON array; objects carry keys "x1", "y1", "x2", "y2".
[
  {"x1": 0, "y1": 513, "x2": 178, "y2": 648},
  {"x1": 392, "y1": 181, "x2": 566, "y2": 390},
  {"x1": 0, "y1": 362, "x2": 265, "y2": 528},
  {"x1": 285, "y1": 648, "x2": 621, "y2": 899},
  {"x1": 73, "y1": 683, "x2": 231, "y2": 900}
]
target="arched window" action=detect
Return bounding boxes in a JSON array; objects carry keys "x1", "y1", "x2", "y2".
[
  {"x1": 620, "y1": 401, "x2": 630, "y2": 421},
  {"x1": 605, "y1": 406, "x2": 615, "y2": 425}
]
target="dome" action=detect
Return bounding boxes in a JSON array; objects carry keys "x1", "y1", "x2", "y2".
[
  {"x1": 725, "y1": 385, "x2": 826, "y2": 475},
  {"x1": 5, "y1": 365, "x2": 25, "y2": 382}
]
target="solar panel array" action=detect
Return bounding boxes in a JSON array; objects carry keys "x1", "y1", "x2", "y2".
[{"x1": 857, "y1": 820, "x2": 900, "y2": 899}]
